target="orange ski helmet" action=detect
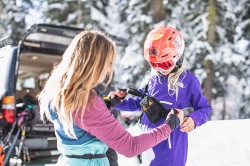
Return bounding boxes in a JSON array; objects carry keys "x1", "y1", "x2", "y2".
[{"x1": 144, "y1": 26, "x2": 185, "y2": 72}]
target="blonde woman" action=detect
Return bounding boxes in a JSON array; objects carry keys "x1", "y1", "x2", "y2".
[
  {"x1": 37, "y1": 30, "x2": 184, "y2": 166},
  {"x1": 110, "y1": 26, "x2": 212, "y2": 166}
]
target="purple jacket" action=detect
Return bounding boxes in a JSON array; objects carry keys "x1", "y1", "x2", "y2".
[{"x1": 115, "y1": 70, "x2": 212, "y2": 166}]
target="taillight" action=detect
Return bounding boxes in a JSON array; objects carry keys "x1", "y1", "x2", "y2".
[{"x1": 2, "y1": 96, "x2": 15, "y2": 123}]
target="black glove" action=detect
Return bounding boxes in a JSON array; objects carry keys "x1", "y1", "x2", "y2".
[
  {"x1": 165, "y1": 114, "x2": 180, "y2": 131},
  {"x1": 110, "y1": 97, "x2": 122, "y2": 107},
  {"x1": 102, "y1": 95, "x2": 122, "y2": 109}
]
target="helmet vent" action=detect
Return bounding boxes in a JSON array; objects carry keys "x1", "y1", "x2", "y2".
[
  {"x1": 162, "y1": 54, "x2": 168, "y2": 58},
  {"x1": 149, "y1": 49, "x2": 157, "y2": 55},
  {"x1": 168, "y1": 37, "x2": 172, "y2": 40}
]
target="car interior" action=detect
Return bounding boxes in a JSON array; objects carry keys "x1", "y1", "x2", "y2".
[
  {"x1": 16, "y1": 52, "x2": 61, "y2": 100},
  {"x1": 16, "y1": 52, "x2": 62, "y2": 131},
  {"x1": 14, "y1": 51, "x2": 62, "y2": 162}
]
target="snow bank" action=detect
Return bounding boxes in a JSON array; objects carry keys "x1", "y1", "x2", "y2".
[
  {"x1": 118, "y1": 119, "x2": 250, "y2": 166},
  {"x1": 187, "y1": 119, "x2": 250, "y2": 166}
]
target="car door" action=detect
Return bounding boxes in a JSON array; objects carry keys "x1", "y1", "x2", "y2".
[
  {"x1": 20, "y1": 24, "x2": 82, "y2": 55},
  {"x1": 0, "y1": 46, "x2": 19, "y2": 127}
]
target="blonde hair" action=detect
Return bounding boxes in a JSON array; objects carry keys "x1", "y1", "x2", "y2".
[
  {"x1": 168, "y1": 59, "x2": 189, "y2": 100},
  {"x1": 37, "y1": 30, "x2": 116, "y2": 138}
]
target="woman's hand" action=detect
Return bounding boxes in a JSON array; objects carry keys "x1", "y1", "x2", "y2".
[{"x1": 108, "y1": 90, "x2": 127, "y2": 99}]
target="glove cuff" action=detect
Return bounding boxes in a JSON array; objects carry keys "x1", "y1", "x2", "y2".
[{"x1": 165, "y1": 114, "x2": 180, "y2": 131}]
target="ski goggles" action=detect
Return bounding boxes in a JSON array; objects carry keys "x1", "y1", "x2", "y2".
[{"x1": 150, "y1": 59, "x2": 175, "y2": 71}]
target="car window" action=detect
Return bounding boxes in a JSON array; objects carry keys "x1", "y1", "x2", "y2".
[
  {"x1": 16, "y1": 70, "x2": 50, "y2": 103},
  {"x1": 16, "y1": 73, "x2": 49, "y2": 91},
  {"x1": 17, "y1": 77, "x2": 36, "y2": 90}
]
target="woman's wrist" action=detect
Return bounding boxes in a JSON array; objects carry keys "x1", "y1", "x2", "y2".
[{"x1": 165, "y1": 114, "x2": 180, "y2": 131}]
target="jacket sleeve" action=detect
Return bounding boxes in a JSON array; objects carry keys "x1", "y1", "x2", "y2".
[
  {"x1": 113, "y1": 84, "x2": 149, "y2": 112},
  {"x1": 74, "y1": 95, "x2": 171, "y2": 158},
  {"x1": 187, "y1": 77, "x2": 212, "y2": 127},
  {"x1": 114, "y1": 96, "x2": 142, "y2": 112},
  {"x1": 114, "y1": 87, "x2": 145, "y2": 112}
]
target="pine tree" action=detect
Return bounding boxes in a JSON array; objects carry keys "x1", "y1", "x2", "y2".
[
  {"x1": 107, "y1": 0, "x2": 152, "y2": 88},
  {"x1": 214, "y1": 0, "x2": 250, "y2": 119},
  {"x1": 42, "y1": 0, "x2": 91, "y2": 27},
  {"x1": 40, "y1": 0, "x2": 249, "y2": 119},
  {"x1": 0, "y1": 0, "x2": 33, "y2": 45}
]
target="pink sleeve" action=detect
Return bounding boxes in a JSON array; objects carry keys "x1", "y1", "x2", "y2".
[{"x1": 74, "y1": 94, "x2": 171, "y2": 158}]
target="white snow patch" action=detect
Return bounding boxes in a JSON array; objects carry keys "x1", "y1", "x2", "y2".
[{"x1": 118, "y1": 119, "x2": 250, "y2": 166}]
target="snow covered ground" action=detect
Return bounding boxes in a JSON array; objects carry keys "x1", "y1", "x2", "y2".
[{"x1": 118, "y1": 119, "x2": 250, "y2": 166}]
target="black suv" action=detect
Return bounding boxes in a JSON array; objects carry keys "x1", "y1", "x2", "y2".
[{"x1": 0, "y1": 24, "x2": 87, "y2": 165}]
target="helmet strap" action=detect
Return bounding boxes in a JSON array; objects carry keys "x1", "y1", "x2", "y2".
[
  {"x1": 157, "y1": 71, "x2": 165, "y2": 77},
  {"x1": 171, "y1": 56, "x2": 184, "y2": 73}
]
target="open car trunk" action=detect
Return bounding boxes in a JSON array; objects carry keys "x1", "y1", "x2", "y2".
[{"x1": 8, "y1": 25, "x2": 83, "y2": 161}]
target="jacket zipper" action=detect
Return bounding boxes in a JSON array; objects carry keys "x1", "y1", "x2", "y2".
[{"x1": 168, "y1": 135, "x2": 171, "y2": 149}]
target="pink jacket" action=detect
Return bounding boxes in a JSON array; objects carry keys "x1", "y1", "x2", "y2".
[{"x1": 74, "y1": 92, "x2": 171, "y2": 158}]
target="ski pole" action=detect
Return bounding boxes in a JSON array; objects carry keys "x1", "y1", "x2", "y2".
[
  {"x1": 0, "y1": 120, "x2": 17, "y2": 166},
  {"x1": 119, "y1": 88, "x2": 143, "y2": 97},
  {"x1": 22, "y1": 146, "x2": 26, "y2": 163},
  {"x1": 2, "y1": 120, "x2": 17, "y2": 145},
  {"x1": 16, "y1": 126, "x2": 26, "y2": 158},
  {"x1": 3, "y1": 128, "x2": 21, "y2": 166},
  {"x1": 25, "y1": 147, "x2": 30, "y2": 163}
]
